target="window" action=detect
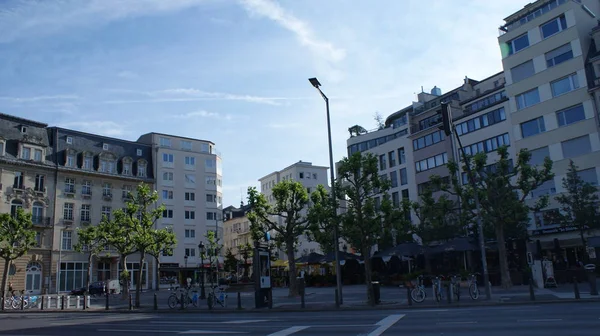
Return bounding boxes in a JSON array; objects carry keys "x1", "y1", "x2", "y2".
[
  {"x1": 185, "y1": 248, "x2": 196, "y2": 257},
  {"x1": 379, "y1": 154, "x2": 387, "y2": 170},
  {"x1": 516, "y1": 88, "x2": 540, "y2": 110},
  {"x1": 181, "y1": 141, "x2": 192, "y2": 150},
  {"x1": 415, "y1": 153, "x2": 448, "y2": 172},
  {"x1": 66, "y1": 154, "x2": 74, "y2": 167},
  {"x1": 102, "y1": 143, "x2": 109, "y2": 150},
  {"x1": 511, "y1": 60, "x2": 535, "y2": 83},
  {"x1": 388, "y1": 151, "x2": 396, "y2": 167},
  {"x1": 462, "y1": 133, "x2": 510, "y2": 157},
  {"x1": 205, "y1": 159, "x2": 216, "y2": 169},
  {"x1": 123, "y1": 162, "x2": 131, "y2": 175},
  {"x1": 561, "y1": 136, "x2": 591, "y2": 159},
  {"x1": 32, "y1": 202, "x2": 43, "y2": 224},
  {"x1": 185, "y1": 156, "x2": 195, "y2": 165},
  {"x1": 531, "y1": 179, "x2": 556, "y2": 198},
  {"x1": 413, "y1": 130, "x2": 445, "y2": 151},
  {"x1": 10, "y1": 200, "x2": 22, "y2": 217},
  {"x1": 163, "y1": 209, "x2": 174, "y2": 218},
  {"x1": 136, "y1": 149, "x2": 142, "y2": 156},
  {"x1": 401, "y1": 189, "x2": 409, "y2": 199},
  {"x1": 137, "y1": 162, "x2": 147, "y2": 177},
  {"x1": 507, "y1": 33, "x2": 529, "y2": 55},
  {"x1": 185, "y1": 192, "x2": 195, "y2": 201},
  {"x1": 546, "y1": 43, "x2": 573, "y2": 68},
  {"x1": 529, "y1": 146, "x2": 550, "y2": 166},
  {"x1": 81, "y1": 204, "x2": 91, "y2": 222},
  {"x1": 299, "y1": 172, "x2": 304, "y2": 179},
  {"x1": 83, "y1": 155, "x2": 92, "y2": 170},
  {"x1": 206, "y1": 194, "x2": 216, "y2": 202},
  {"x1": 61, "y1": 231, "x2": 72, "y2": 250},
  {"x1": 35, "y1": 174, "x2": 45, "y2": 192},
  {"x1": 97, "y1": 262, "x2": 110, "y2": 282},
  {"x1": 162, "y1": 153, "x2": 174, "y2": 163},
  {"x1": 13, "y1": 171, "x2": 24, "y2": 189},
  {"x1": 160, "y1": 137, "x2": 171, "y2": 147},
  {"x1": 0, "y1": 141, "x2": 4, "y2": 156},
  {"x1": 34, "y1": 149, "x2": 42, "y2": 161},
  {"x1": 99, "y1": 159, "x2": 115, "y2": 173},
  {"x1": 578, "y1": 168, "x2": 598, "y2": 186},
  {"x1": 551, "y1": 73, "x2": 579, "y2": 97},
  {"x1": 399, "y1": 168, "x2": 408, "y2": 185},
  {"x1": 162, "y1": 190, "x2": 173, "y2": 200},
  {"x1": 464, "y1": 91, "x2": 507, "y2": 114},
  {"x1": 63, "y1": 203, "x2": 74, "y2": 221},
  {"x1": 21, "y1": 147, "x2": 31, "y2": 160},
  {"x1": 163, "y1": 172, "x2": 174, "y2": 181},
  {"x1": 185, "y1": 174, "x2": 196, "y2": 184},
  {"x1": 122, "y1": 185, "x2": 132, "y2": 199},
  {"x1": 66, "y1": 136, "x2": 73, "y2": 144},
  {"x1": 389, "y1": 171, "x2": 398, "y2": 188},
  {"x1": 456, "y1": 108, "x2": 506, "y2": 136},
  {"x1": 82, "y1": 180, "x2": 92, "y2": 195},
  {"x1": 20, "y1": 126, "x2": 27, "y2": 133},
  {"x1": 185, "y1": 229, "x2": 196, "y2": 238},
  {"x1": 101, "y1": 206, "x2": 111, "y2": 220},
  {"x1": 200, "y1": 143, "x2": 210, "y2": 153},
  {"x1": 64, "y1": 178, "x2": 75, "y2": 193},
  {"x1": 534, "y1": 209, "x2": 560, "y2": 228},
  {"x1": 521, "y1": 117, "x2": 546, "y2": 138},
  {"x1": 398, "y1": 148, "x2": 406, "y2": 164},
  {"x1": 556, "y1": 104, "x2": 585, "y2": 127},
  {"x1": 185, "y1": 211, "x2": 195, "y2": 220},
  {"x1": 541, "y1": 14, "x2": 567, "y2": 39},
  {"x1": 392, "y1": 192, "x2": 400, "y2": 207},
  {"x1": 102, "y1": 183, "x2": 112, "y2": 196},
  {"x1": 312, "y1": 173, "x2": 317, "y2": 179},
  {"x1": 206, "y1": 212, "x2": 217, "y2": 220}
]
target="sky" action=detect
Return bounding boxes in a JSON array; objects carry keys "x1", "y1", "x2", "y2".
[{"x1": 0, "y1": 0, "x2": 528, "y2": 207}]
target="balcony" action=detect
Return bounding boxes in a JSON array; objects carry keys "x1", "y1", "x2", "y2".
[
  {"x1": 64, "y1": 187, "x2": 76, "y2": 197},
  {"x1": 63, "y1": 217, "x2": 74, "y2": 226},
  {"x1": 13, "y1": 184, "x2": 25, "y2": 193},
  {"x1": 81, "y1": 191, "x2": 92, "y2": 199},
  {"x1": 102, "y1": 192, "x2": 113, "y2": 201},
  {"x1": 80, "y1": 217, "x2": 91, "y2": 226},
  {"x1": 34, "y1": 187, "x2": 46, "y2": 196},
  {"x1": 31, "y1": 216, "x2": 52, "y2": 228}
]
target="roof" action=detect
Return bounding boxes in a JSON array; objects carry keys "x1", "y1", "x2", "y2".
[
  {"x1": 0, "y1": 112, "x2": 48, "y2": 128},
  {"x1": 0, "y1": 114, "x2": 55, "y2": 166},
  {"x1": 137, "y1": 132, "x2": 215, "y2": 145},
  {"x1": 258, "y1": 160, "x2": 329, "y2": 182}
]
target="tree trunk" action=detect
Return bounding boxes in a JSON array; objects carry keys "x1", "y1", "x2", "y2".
[
  {"x1": 154, "y1": 255, "x2": 160, "y2": 292},
  {"x1": 362, "y1": 246, "x2": 374, "y2": 306},
  {"x1": 86, "y1": 253, "x2": 93, "y2": 295},
  {"x1": 580, "y1": 229, "x2": 589, "y2": 264},
  {"x1": 135, "y1": 251, "x2": 145, "y2": 307},
  {"x1": 120, "y1": 255, "x2": 129, "y2": 300},
  {"x1": 286, "y1": 239, "x2": 298, "y2": 297},
  {"x1": 495, "y1": 224, "x2": 512, "y2": 289},
  {"x1": 1, "y1": 259, "x2": 10, "y2": 297}
]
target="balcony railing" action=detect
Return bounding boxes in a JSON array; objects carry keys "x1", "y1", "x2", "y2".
[{"x1": 32, "y1": 216, "x2": 52, "y2": 227}]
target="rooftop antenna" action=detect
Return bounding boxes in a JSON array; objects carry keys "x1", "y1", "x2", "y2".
[
  {"x1": 240, "y1": 187, "x2": 244, "y2": 207},
  {"x1": 421, "y1": 86, "x2": 424, "y2": 93}
]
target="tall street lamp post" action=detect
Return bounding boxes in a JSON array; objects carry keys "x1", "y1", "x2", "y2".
[
  {"x1": 308, "y1": 77, "x2": 343, "y2": 306},
  {"x1": 198, "y1": 242, "x2": 206, "y2": 299}
]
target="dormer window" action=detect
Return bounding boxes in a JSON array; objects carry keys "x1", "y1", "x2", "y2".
[
  {"x1": 21, "y1": 126, "x2": 27, "y2": 133},
  {"x1": 21, "y1": 147, "x2": 31, "y2": 160},
  {"x1": 66, "y1": 137, "x2": 73, "y2": 144},
  {"x1": 137, "y1": 160, "x2": 147, "y2": 178},
  {"x1": 0, "y1": 140, "x2": 5, "y2": 156},
  {"x1": 122, "y1": 157, "x2": 132, "y2": 176},
  {"x1": 99, "y1": 153, "x2": 116, "y2": 174},
  {"x1": 102, "y1": 143, "x2": 109, "y2": 151},
  {"x1": 136, "y1": 149, "x2": 142, "y2": 156},
  {"x1": 83, "y1": 153, "x2": 93, "y2": 170}
]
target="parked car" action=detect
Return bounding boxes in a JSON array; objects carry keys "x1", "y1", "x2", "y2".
[{"x1": 69, "y1": 281, "x2": 106, "y2": 296}]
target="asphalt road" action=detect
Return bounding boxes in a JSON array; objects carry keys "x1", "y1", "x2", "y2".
[{"x1": 0, "y1": 302, "x2": 598, "y2": 335}]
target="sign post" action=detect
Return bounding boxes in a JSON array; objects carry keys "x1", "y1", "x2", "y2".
[{"x1": 254, "y1": 233, "x2": 272, "y2": 308}]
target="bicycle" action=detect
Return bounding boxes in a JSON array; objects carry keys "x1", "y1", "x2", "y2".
[
  {"x1": 433, "y1": 276, "x2": 446, "y2": 303},
  {"x1": 450, "y1": 275, "x2": 460, "y2": 302},
  {"x1": 468, "y1": 273, "x2": 480, "y2": 300},
  {"x1": 167, "y1": 287, "x2": 198, "y2": 309},
  {"x1": 409, "y1": 275, "x2": 426, "y2": 303},
  {"x1": 207, "y1": 286, "x2": 226, "y2": 309}
]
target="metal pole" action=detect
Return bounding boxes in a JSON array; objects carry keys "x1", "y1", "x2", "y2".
[{"x1": 451, "y1": 120, "x2": 492, "y2": 301}]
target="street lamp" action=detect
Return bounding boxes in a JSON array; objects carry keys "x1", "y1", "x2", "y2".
[
  {"x1": 198, "y1": 241, "x2": 206, "y2": 299},
  {"x1": 184, "y1": 255, "x2": 188, "y2": 268},
  {"x1": 308, "y1": 77, "x2": 343, "y2": 307}
]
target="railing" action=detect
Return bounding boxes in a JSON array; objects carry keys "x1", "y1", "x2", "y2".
[{"x1": 32, "y1": 216, "x2": 52, "y2": 227}]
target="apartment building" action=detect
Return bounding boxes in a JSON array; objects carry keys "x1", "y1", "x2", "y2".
[
  {"x1": 222, "y1": 204, "x2": 253, "y2": 263},
  {"x1": 0, "y1": 114, "x2": 56, "y2": 295},
  {"x1": 137, "y1": 133, "x2": 222, "y2": 286},
  {"x1": 258, "y1": 160, "x2": 329, "y2": 259},
  {"x1": 498, "y1": 0, "x2": 600, "y2": 251}
]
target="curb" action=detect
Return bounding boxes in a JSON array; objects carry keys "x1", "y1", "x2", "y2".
[{"x1": 1, "y1": 298, "x2": 598, "y2": 314}]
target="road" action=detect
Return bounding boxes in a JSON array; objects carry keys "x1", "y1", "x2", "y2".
[{"x1": 0, "y1": 302, "x2": 598, "y2": 335}]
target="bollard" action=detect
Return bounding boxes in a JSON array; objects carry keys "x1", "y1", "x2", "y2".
[
  {"x1": 154, "y1": 293, "x2": 158, "y2": 310},
  {"x1": 529, "y1": 276, "x2": 535, "y2": 301},
  {"x1": 447, "y1": 284, "x2": 452, "y2": 304},
  {"x1": 300, "y1": 291, "x2": 305, "y2": 309},
  {"x1": 1, "y1": 296, "x2": 4, "y2": 311},
  {"x1": 406, "y1": 286, "x2": 412, "y2": 306},
  {"x1": 66, "y1": 295, "x2": 71, "y2": 309},
  {"x1": 573, "y1": 277, "x2": 580, "y2": 300},
  {"x1": 180, "y1": 293, "x2": 185, "y2": 310},
  {"x1": 46, "y1": 296, "x2": 51, "y2": 309},
  {"x1": 267, "y1": 289, "x2": 272, "y2": 310},
  {"x1": 40, "y1": 295, "x2": 44, "y2": 310},
  {"x1": 20, "y1": 295, "x2": 25, "y2": 310},
  {"x1": 335, "y1": 289, "x2": 340, "y2": 308},
  {"x1": 83, "y1": 295, "x2": 87, "y2": 310},
  {"x1": 61, "y1": 296, "x2": 65, "y2": 310},
  {"x1": 129, "y1": 294, "x2": 133, "y2": 311},
  {"x1": 76, "y1": 296, "x2": 81, "y2": 309},
  {"x1": 105, "y1": 293, "x2": 109, "y2": 310},
  {"x1": 237, "y1": 292, "x2": 242, "y2": 310}
]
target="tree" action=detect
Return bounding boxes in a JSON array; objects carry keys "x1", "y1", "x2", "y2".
[
  {"x1": 224, "y1": 248, "x2": 238, "y2": 273},
  {"x1": 0, "y1": 208, "x2": 36, "y2": 296},
  {"x1": 411, "y1": 189, "x2": 466, "y2": 245},
  {"x1": 551, "y1": 160, "x2": 600, "y2": 262},
  {"x1": 433, "y1": 146, "x2": 553, "y2": 288},
  {"x1": 237, "y1": 243, "x2": 253, "y2": 278},
  {"x1": 202, "y1": 230, "x2": 222, "y2": 286},
  {"x1": 335, "y1": 152, "x2": 409, "y2": 305},
  {"x1": 247, "y1": 180, "x2": 314, "y2": 297},
  {"x1": 374, "y1": 112, "x2": 385, "y2": 130},
  {"x1": 74, "y1": 224, "x2": 107, "y2": 296},
  {"x1": 146, "y1": 229, "x2": 176, "y2": 291},
  {"x1": 306, "y1": 185, "x2": 338, "y2": 254}
]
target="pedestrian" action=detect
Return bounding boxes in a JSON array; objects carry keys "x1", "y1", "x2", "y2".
[{"x1": 8, "y1": 282, "x2": 13, "y2": 296}]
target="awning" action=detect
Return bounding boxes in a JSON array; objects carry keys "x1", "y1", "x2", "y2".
[
  {"x1": 271, "y1": 259, "x2": 288, "y2": 267},
  {"x1": 294, "y1": 252, "x2": 325, "y2": 264}
]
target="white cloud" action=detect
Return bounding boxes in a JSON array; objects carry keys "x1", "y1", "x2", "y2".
[
  {"x1": 58, "y1": 120, "x2": 127, "y2": 137},
  {"x1": 174, "y1": 110, "x2": 232, "y2": 120},
  {"x1": 267, "y1": 122, "x2": 301, "y2": 129},
  {"x1": 0, "y1": 95, "x2": 80, "y2": 103}
]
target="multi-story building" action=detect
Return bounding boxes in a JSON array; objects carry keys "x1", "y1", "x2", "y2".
[
  {"x1": 222, "y1": 204, "x2": 253, "y2": 258},
  {"x1": 50, "y1": 127, "x2": 154, "y2": 293},
  {"x1": 498, "y1": 0, "x2": 600, "y2": 255},
  {"x1": 0, "y1": 114, "x2": 56, "y2": 295},
  {"x1": 137, "y1": 133, "x2": 222, "y2": 287},
  {"x1": 258, "y1": 160, "x2": 329, "y2": 259}
]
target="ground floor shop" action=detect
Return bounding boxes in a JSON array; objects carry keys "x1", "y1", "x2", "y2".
[{"x1": 0, "y1": 250, "x2": 52, "y2": 295}]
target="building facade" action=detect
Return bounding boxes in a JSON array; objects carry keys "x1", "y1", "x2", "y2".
[
  {"x1": 222, "y1": 204, "x2": 253, "y2": 275},
  {"x1": 137, "y1": 133, "x2": 223, "y2": 287},
  {"x1": 258, "y1": 160, "x2": 329, "y2": 259},
  {"x1": 498, "y1": 0, "x2": 600, "y2": 254}
]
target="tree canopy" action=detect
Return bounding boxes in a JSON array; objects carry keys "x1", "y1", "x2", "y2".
[{"x1": 0, "y1": 208, "x2": 36, "y2": 296}]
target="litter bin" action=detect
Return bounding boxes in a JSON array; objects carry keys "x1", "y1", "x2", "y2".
[
  {"x1": 584, "y1": 264, "x2": 598, "y2": 296},
  {"x1": 371, "y1": 281, "x2": 380, "y2": 304},
  {"x1": 297, "y1": 278, "x2": 305, "y2": 296}
]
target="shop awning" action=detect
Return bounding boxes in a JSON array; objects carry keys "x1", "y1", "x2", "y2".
[{"x1": 271, "y1": 259, "x2": 288, "y2": 268}]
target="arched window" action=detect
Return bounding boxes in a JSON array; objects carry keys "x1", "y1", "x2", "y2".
[
  {"x1": 32, "y1": 201, "x2": 44, "y2": 225},
  {"x1": 10, "y1": 200, "x2": 23, "y2": 217}
]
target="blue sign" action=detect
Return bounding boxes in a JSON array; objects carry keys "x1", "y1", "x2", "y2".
[{"x1": 265, "y1": 232, "x2": 271, "y2": 241}]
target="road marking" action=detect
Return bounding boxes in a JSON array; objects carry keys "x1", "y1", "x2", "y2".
[
  {"x1": 518, "y1": 318, "x2": 562, "y2": 322},
  {"x1": 435, "y1": 321, "x2": 478, "y2": 325},
  {"x1": 266, "y1": 326, "x2": 310, "y2": 336},
  {"x1": 366, "y1": 314, "x2": 405, "y2": 336},
  {"x1": 179, "y1": 331, "x2": 247, "y2": 334},
  {"x1": 222, "y1": 320, "x2": 271, "y2": 324},
  {"x1": 97, "y1": 329, "x2": 174, "y2": 333}
]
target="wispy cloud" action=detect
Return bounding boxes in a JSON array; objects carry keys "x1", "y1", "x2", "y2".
[
  {"x1": 174, "y1": 110, "x2": 232, "y2": 120},
  {"x1": 0, "y1": 95, "x2": 80, "y2": 103},
  {"x1": 239, "y1": 0, "x2": 346, "y2": 63},
  {"x1": 58, "y1": 120, "x2": 127, "y2": 137},
  {"x1": 0, "y1": 0, "x2": 210, "y2": 43},
  {"x1": 267, "y1": 122, "x2": 302, "y2": 129}
]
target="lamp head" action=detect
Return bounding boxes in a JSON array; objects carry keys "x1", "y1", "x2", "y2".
[{"x1": 308, "y1": 77, "x2": 321, "y2": 88}]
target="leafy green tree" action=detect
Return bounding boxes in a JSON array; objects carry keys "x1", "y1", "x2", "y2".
[
  {"x1": 224, "y1": 248, "x2": 238, "y2": 273},
  {"x1": 202, "y1": 230, "x2": 222, "y2": 286},
  {"x1": 147, "y1": 229, "x2": 176, "y2": 291},
  {"x1": 237, "y1": 243, "x2": 253, "y2": 277},
  {"x1": 411, "y1": 189, "x2": 465, "y2": 245},
  {"x1": 335, "y1": 152, "x2": 409, "y2": 305},
  {"x1": 551, "y1": 160, "x2": 600, "y2": 262},
  {"x1": 100, "y1": 209, "x2": 136, "y2": 299},
  {"x1": 306, "y1": 185, "x2": 338, "y2": 254},
  {"x1": 74, "y1": 224, "x2": 107, "y2": 295},
  {"x1": 247, "y1": 181, "x2": 314, "y2": 297},
  {"x1": 433, "y1": 146, "x2": 553, "y2": 288},
  {"x1": 0, "y1": 208, "x2": 36, "y2": 296}
]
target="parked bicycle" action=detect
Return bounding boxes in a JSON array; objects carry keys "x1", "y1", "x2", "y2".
[
  {"x1": 450, "y1": 275, "x2": 461, "y2": 302},
  {"x1": 3, "y1": 291, "x2": 39, "y2": 309},
  {"x1": 409, "y1": 275, "x2": 427, "y2": 303},
  {"x1": 207, "y1": 285, "x2": 227, "y2": 309},
  {"x1": 433, "y1": 276, "x2": 446, "y2": 303},
  {"x1": 468, "y1": 273, "x2": 480, "y2": 300},
  {"x1": 167, "y1": 287, "x2": 198, "y2": 309}
]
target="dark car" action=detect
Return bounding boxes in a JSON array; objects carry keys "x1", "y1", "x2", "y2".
[{"x1": 70, "y1": 281, "x2": 106, "y2": 296}]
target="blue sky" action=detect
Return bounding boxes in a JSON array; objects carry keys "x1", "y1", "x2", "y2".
[{"x1": 0, "y1": 0, "x2": 527, "y2": 207}]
